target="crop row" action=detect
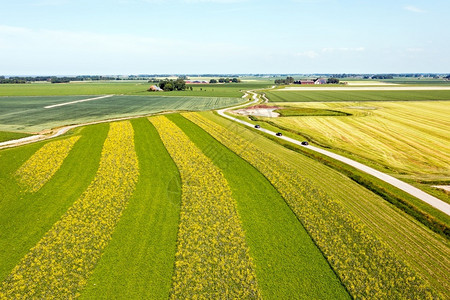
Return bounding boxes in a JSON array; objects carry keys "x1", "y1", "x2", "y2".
[
  {"x1": 15, "y1": 136, "x2": 80, "y2": 192},
  {"x1": 184, "y1": 112, "x2": 439, "y2": 299},
  {"x1": 0, "y1": 121, "x2": 139, "y2": 299},
  {"x1": 150, "y1": 116, "x2": 261, "y2": 299}
]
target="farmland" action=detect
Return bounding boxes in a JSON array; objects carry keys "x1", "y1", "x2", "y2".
[
  {"x1": 0, "y1": 95, "x2": 244, "y2": 132},
  {"x1": 0, "y1": 80, "x2": 449, "y2": 299},
  {"x1": 265, "y1": 89, "x2": 450, "y2": 102},
  {"x1": 0, "y1": 81, "x2": 271, "y2": 97},
  {"x1": 0, "y1": 110, "x2": 448, "y2": 298},
  {"x1": 258, "y1": 101, "x2": 450, "y2": 183},
  {"x1": 0, "y1": 131, "x2": 31, "y2": 143}
]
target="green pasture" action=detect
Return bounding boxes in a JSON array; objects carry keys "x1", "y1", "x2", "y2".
[
  {"x1": 265, "y1": 90, "x2": 450, "y2": 102},
  {"x1": 202, "y1": 111, "x2": 450, "y2": 297},
  {"x1": 0, "y1": 81, "x2": 269, "y2": 97},
  {"x1": 275, "y1": 107, "x2": 349, "y2": 117},
  {"x1": 0, "y1": 131, "x2": 31, "y2": 143},
  {"x1": 0, "y1": 95, "x2": 244, "y2": 133}
]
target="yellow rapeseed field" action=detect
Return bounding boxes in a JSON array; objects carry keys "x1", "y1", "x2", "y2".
[
  {"x1": 184, "y1": 112, "x2": 439, "y2": 299},
  {"x1": 15, "y1": 136, "x2": 80, "y2": 192},
  {"x1": 150, "y1": 116, "x2": 261, "y2": 299},
  {"x1": 0, "y1": 121, "x2": 138, "y2": 299}
]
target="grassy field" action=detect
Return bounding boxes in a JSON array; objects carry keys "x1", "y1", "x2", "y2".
[
  {"x1": 265, "y1": 89, "x2": 450, "y2": 102},
  {"x1": 0, "y1": 81, "x2": 270, "y2": 97},
  {"x1": 263, "y1": 101, "x2": 450, "y2": 183},
  {"x1": 275, "y1": 107, "x2": 350, "y2": 117},
  {"x1": 0, "y1": 95, "x2": 244, "y2": 133},
  {"x1": 0, "y1": 131, "x2": 31, "y2": 143}
]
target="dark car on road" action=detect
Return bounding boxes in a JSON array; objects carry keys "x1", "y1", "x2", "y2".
[
  {"x1": 276, "y1": 132, "x2": 282, "y2": 136},
  {"x1": 301, "y1": 141, "x2": 309, "y2": 145},
  {"x1": 254, "y1": 125, "x2": 261, "y2": 129}
]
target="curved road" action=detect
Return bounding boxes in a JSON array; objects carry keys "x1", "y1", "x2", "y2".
[{"x1": 218, "y1": 91, "x2": 450, "y2": 216}]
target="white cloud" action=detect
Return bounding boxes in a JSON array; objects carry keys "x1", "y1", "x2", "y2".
[{"x1": 404, "y1": 5, "x2": 426, "y2": 13}]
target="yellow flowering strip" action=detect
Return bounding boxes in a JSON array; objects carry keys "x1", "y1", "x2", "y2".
[
  {"x1": 184, "y1": 112, "x2": 438, "y2": 299},
  {"x1": 0, "y1": 121, "x2": 139, "y2": 299},
  {"x1": 150, "y1": 116, "x2": 261, "y2": 299},
  {"x1": 16, "y1": 136, "x2": 81, "y2": 192}
]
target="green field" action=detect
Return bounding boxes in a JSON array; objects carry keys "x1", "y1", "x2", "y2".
[
  {"x1": 0, "y1": 131, "x2": 31, "y2": 143},
  {"x1": 0, "y1": 81, "x2": 270, "y2": 97},
  {"x1": 265, "y1": 90, "x2": 450, "y2": 102},
  {"x1": 0, "y1": 95, "x2": 244, "y2": 132},
  {"x1": 275, "y1": 106, "x2": 350, "y2": 117}
]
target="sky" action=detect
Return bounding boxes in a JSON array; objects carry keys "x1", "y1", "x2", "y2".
[{"x1": 0, "y1": 0, "x2": 449, "y2": 75}]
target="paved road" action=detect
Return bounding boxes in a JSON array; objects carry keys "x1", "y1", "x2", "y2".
[{"x1": 217, "y1": 92, "x2": 450, "y2": 216}]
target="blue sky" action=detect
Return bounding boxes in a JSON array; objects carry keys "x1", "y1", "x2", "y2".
[{"x1": 0, "y1": 0, "x2": 449, "y2": 75}]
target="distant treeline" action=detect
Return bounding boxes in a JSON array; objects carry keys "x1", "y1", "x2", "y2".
[{"x1": 0, "y1": 75, "x2": 119, "y2": 84}]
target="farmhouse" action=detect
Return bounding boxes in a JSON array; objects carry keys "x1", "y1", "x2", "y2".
[
  {"x1": 148, "y1": 85, "x2": 163, "y2": 91},
  {"x1": 295, "y1": 80, "x2": 315, "y2": 85},
  {"x1": 314, "y1": 78, "x2": 327, "y2": 84},
  {"x1": 294, "y1": 78, "x2": 328, "y2": 85}
]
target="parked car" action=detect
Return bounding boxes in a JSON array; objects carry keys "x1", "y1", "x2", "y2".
[
  {"x1": 301, "y1": 141, "x2": 309, "y2": 145},
  {"x1": 276, "y1": 132, "x2": 282, "y2": 136},
  {"x1": 254, "y1": 125, "x2": 261, "y2": 128}
]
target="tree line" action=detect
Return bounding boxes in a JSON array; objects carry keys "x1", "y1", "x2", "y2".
[{"x1": 157, "y1": 78, "x2": 186, "y2": 91}]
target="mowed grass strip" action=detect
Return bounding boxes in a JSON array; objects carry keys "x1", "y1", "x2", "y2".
[
  {"x1": 150, "y1": 116, "x2": 261, "y2": 299},
  {"x1": 204, "y1": 111, "x2": 450, "y2": 298},
  {"x1": 0, "y1": 121, "x2": 139, "y2": 298},
  {"x1": 15, "y1": 136, "x2": 80, "y2": 192},
  {"x1": 167, "y1": 114, "x2": 349, "y2": 299},
  {"x1": 185, "y1": 112, "x2": 439, "y2": 299},
  {"x1": 265, "y1": 90, "x2": 450, "y2": 102},
  {"x1": 0, "y1": 124, "x2": 108, "y2": 282},
  {"x1": 79, "y1": 118, "x2": 181, "y2": 299}
]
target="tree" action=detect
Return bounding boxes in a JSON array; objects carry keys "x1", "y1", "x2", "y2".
[
  {"x1": 209, "y1": 79, "x2": 217, "y2": 84},
  {"x1": 163, "y1": 82, "x2": 174, "y2": 91},
  {"x1": 327, "y1": 78, "x2": 340, "y2": 84}
]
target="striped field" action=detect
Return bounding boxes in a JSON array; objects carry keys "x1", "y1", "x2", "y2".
[{"x1": 0, "y1": 112, "x2": 448, "y2": 298}]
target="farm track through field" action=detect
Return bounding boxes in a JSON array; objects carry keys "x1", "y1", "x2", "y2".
[
  {"x1": 186, "y1": 112, "x2": 438, "y2": 298},
  {"x1": 202, "y1": 111, "x2": 450, "y2": 297},
  {"x1": 218, "y1": 92, "x2": 450, "y2": 216}
]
